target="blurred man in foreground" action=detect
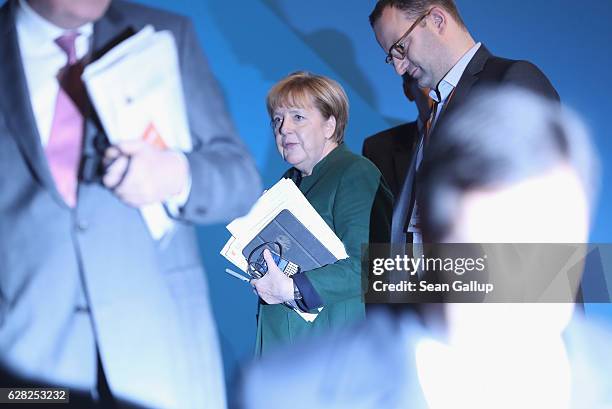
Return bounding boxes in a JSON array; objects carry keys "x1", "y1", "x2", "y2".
[
  {"x1": 416, "y1": 86, "x2": 605, "y2": 408},
  {"x1": 0, "y1": 0, "x2": 261, "y2": 407}
]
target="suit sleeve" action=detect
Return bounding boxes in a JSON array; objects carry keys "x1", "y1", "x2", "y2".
[
  {"x1": 172, "y1": 19, "x2": 262, "y2": 224},
  {"x1": 503, "y1": 60, "x2": 560, "y2": 102},
  {"x1": 300, "y1": 160, "x2": 387, "y2": 308}
]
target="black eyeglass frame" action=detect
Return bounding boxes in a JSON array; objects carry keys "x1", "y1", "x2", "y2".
[
  {"x1": 384, "y1": 10, "x2": 432, "y2": 65},
  {"x1": 247, "y1": 241, "x2": 282, "y2": 279}
]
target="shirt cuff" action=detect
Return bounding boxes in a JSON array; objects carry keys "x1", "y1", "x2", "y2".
[
  {"x1": 164, "y1": 152, "x2": 192, "y2": 217},
  {"x1": 292, "y1": 273, "x2": 323, "y2": 311}
]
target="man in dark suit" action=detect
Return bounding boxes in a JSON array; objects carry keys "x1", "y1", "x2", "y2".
[
  {"x1": 0, "y1": 0, "x2": 261, "y2": 407},
  {"x1": 369, "y1": 0, "x2": 559, "y2": 245},
  {"x1": 362, "y1": 74, "x2": 430, "y2": 199}
]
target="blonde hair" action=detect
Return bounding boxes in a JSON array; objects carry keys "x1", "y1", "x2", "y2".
[{"x1": 266, "y1": 71, "x2": 349, "y2": 143}]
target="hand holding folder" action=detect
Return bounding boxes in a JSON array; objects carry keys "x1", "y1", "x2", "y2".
[
  {"x1": 221, "y1": 178, "x2": 347, "y2": 272},
  {"x1": 82, "y1": 25, "x2": 191, "y2": 240},
  {"x1": 221, "y1": 179, "x2": 347, "y2": 322}
]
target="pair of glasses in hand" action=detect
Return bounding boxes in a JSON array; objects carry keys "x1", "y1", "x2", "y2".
[{"x1": 247, "y1": 241, "x2": 300, "y2": 279}]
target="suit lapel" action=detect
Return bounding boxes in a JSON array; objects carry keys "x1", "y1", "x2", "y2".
[{"x1": 0, "y1": 1, "x2": 67, "y2": 206}]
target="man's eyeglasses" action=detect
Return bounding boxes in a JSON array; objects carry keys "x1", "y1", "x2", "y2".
[{"x1": 385, "y1": 10, "x2": 431, "y2": 65}]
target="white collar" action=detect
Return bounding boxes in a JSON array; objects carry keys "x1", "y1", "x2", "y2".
[{"x1": 430, "y1": 42, "x2": 481, "y2": 103}]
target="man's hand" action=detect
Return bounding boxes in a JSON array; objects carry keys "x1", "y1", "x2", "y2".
[
  {"x1": 102, "y1": 140, "x2": 189, "y2": 208},
  {"x1": 251, "y1": 250, "x2": 295, "y2": 305}
]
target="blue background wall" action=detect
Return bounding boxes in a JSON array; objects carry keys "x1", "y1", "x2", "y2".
[{"x1": 132, "y1": 0, "x2": 612, "y2": 393}]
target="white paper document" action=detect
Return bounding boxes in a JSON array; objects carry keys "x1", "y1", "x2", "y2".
[
  {"x1": 82, "y1": 25, "x2": 191, "y2": 240},
  {"x1": 221, "y1": 178, "x2": 348, "y2": 322}
]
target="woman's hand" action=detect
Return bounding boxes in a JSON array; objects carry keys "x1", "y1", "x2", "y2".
[{"x1": 251, "y1": 250, "x2": 295, "y2": 305}]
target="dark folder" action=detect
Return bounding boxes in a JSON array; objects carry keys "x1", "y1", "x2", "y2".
[{"x1": 242, "y1": 209, "x2": 338, "y2": 272}]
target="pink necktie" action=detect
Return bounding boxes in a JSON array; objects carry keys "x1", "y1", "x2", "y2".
[{"x1": 45, "y1": 32, "x2": 85, "y2": 207}]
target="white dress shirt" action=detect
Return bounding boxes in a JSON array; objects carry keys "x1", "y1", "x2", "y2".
[
  {"x1": 407, "y1": 42, "x2": 482, "y2": 243},
  {"x1": 16, "y1": 0, "x2": 93, "y2": 147}
]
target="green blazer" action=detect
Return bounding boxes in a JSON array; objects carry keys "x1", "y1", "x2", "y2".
[{"x1": 256, "y1": 144, "x2": 392, "y2": 355}]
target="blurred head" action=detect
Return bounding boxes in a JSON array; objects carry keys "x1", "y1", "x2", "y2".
[
  {"x1": 419, "y1": 86, "x2": 599, "y2": 244},
  {"x1": 370, "y1": 0, "x2": 472, "y2": 89},
  {"x1": 267, "y1": 71, "x2": 349, "y2": 176},
  {"x1": 27, "y1": 0, "x2": 111, "y2": 29},
  {"x1": 415, "y1": 89, "x2": 599, "y2": 403}
]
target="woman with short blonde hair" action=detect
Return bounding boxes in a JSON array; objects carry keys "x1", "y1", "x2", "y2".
[{"x1": 251, "y1": 71, "x2": 392, "y2": 354}]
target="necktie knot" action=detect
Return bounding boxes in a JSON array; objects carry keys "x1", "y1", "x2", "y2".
[{"x1": 55, "y1": 32, "x2": 79, "y2": 65}]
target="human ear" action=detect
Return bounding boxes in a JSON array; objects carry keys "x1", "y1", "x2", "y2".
[
  {"x1": 429, "y1": 6, "x2": 446, "y2": 33},
  {"x1": 324, "y1": 116, "x2": 337, "y2": 140}
]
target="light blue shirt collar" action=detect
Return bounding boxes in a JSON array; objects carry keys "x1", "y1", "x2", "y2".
[{"x1": 429, "y1": 42, "x2": 481, "y2": 103}]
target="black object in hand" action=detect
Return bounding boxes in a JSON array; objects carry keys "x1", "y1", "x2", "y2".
[{"x1": 250, "y1": 250, "x2": 300, "y2": 278}]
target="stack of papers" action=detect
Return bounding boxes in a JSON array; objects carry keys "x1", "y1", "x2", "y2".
[
  {"x1": 221, "y1": 178, "x2": 348, "y2": 322},
  {"x1": 221, "y1": 178, "x2": 348, "y2": 271},
  {"x1": 82, "y1": 25, "x2": 192, "y2": 240}
]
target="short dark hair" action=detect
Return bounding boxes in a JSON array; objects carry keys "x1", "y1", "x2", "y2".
[
  {"x1": 419, "y1": 86, "x2": 599, "y2": 242},
  {"x1": 369, "y1": 0, "x2": 466, "y2": 29}
]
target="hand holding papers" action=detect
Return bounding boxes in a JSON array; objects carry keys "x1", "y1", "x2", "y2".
[
  {"x1": 82, "y1": 25, "x2": 191, "y2": 240},
  {"x1": 221, "y1": 178, "x2": 348, "y2": 322},
  {"x1": 221, "y1": 178, "x2": 348, "y2": 271}
]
